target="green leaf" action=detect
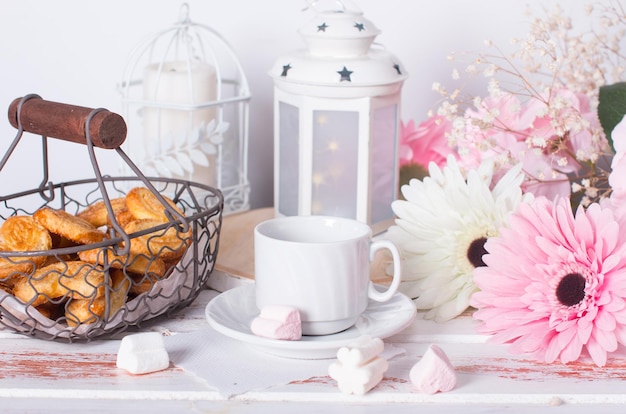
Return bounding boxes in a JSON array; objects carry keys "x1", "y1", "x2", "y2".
[{"x1": 598, "y1": 82, "x2": 626, "y2": 152}]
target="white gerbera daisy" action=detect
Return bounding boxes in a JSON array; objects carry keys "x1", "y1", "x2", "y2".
[{"x1": 387, "y1": 154, "x2": 529, "y2": 322}]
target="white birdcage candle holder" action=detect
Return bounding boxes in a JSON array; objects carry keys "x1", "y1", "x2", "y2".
[
  {"x1": 119, "y1": 3, "x2": 250, "y2": 213},
  {"x1": 270, "y1": 1, "x2": 407, "y2": 227}
]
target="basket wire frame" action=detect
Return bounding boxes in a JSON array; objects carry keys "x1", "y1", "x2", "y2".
[{"x1": 0, "y1": 94, "x2": 224, "y2": 342}]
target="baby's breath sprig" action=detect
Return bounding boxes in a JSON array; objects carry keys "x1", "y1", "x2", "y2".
[{"x1": 429, "y1": 1, "x2": 625, "y2": 207}]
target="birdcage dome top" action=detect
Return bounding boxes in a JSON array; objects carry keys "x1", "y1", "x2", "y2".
[{"x1": 119, "y1": 3, "x2": 250, "y2": 108}]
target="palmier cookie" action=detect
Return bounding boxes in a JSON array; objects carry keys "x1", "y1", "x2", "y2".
[
  {"x1": 76, "y1": 197, "x2": 127, "y2": 228},
  {"x1": 125, "y1": 187, "x2": 184, "y2": 223},
  {"x1": 123, "y1": 219, "x2": 190, "y2": 261},
  {"x1": 65, "y1": 269, "x2": 130, "y2": 326},
  {"x1": 0, "y1": 241, "x2": 34, "y2": 282},
  {"x1": 0, "y1": 216, "x2": 52, "y2": 280},
  {"x1": 12, "y1": 261, "x2": 105, "y2": 307},
  {"x1": 34, "y1": 207, "x2": 106, "y2": 245},
  {"x1": 110, "y1": 209, "x2": 135, "y2": 229},
  {"x1": 78, "y1": 247, "x2": 167, "y2": 278}
]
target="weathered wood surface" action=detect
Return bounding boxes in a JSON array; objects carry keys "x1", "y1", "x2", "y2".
[{"x1": 0, "y1": 288, "x2": 625, "y2": 413}]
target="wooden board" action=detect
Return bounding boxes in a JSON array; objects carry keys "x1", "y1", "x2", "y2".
[
  {"x1": 214, "y1": 208, "x2": 393, "y2": 284},
  {"x1": 214, "y1": 207, "x2": 274, "y2": 280}
]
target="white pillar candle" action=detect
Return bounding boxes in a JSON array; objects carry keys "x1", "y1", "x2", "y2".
[{"x1": 142, "y1": 60, "x2": 218, "y2": 186}]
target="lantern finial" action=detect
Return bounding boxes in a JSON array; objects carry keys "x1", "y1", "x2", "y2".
[{"x1": 178, "y1": 3, "x2": 191, "y2": 25}]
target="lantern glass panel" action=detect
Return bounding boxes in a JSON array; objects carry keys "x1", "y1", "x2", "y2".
[
  {"x1": 371, "y1": 104, "x2": 398, "y2": 224},
  {"x1": 278, "y1": 101, "x2": 300, "y2": 216},
  {"x1": 311, "y1": 110, "x2": 359, "y2": 218}
]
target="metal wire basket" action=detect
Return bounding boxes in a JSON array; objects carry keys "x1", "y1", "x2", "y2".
[{"x1": 0, "y1": 94, "x2": 223, "y2": 341}]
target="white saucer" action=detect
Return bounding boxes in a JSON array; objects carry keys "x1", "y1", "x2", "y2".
[{"x1": 205, "y1": 284, "x2": 417, "y2": 359}]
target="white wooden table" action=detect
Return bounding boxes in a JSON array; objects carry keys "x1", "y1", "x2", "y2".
[{"x1": 0, "y1": 272, "x2": 625, "y2": 414}]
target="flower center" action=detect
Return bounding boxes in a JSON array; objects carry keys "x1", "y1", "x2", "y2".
[
  {"x1": 467, "y1": 237, "x2": 488, "y2": 268},
  {"x1": 555, "y1": 273, "x2": 587, "y2": 307}
]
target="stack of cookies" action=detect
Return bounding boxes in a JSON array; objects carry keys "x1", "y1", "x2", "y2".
[{"x1": 0, "y1": 187, "x2": 192, "y2": 327}]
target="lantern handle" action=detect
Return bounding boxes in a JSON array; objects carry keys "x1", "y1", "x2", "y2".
[{"x1": 302, "y1": 0, "x2": 362, "y2": 14}]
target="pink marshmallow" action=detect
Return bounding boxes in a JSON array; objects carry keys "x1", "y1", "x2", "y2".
[
  {"x1": 251, "y1": 305, "x2": 302, "y2": 340},
  {"x1": 410, "y1": 344, "x2": 457, "y2": 394}
]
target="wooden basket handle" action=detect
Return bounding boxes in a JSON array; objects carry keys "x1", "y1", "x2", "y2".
[{"x1": 8, "y1": 95, "x2": 127, "y2": 149}]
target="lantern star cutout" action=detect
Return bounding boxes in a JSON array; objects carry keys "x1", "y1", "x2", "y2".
[
  {"x1": 317, "y1": 23, "x2": 328, "y2": 32},
  {"x1": 337, "y1": 66, "x2": 353, "y2": 82},
  {"x1": 393, "y1": 63, "x2": 402, "y2": 75},
  {"x1": 354, "y1": 22, "x2": 365, "y2": 31},
  {"x1": 281, "y1": 64, "x2": 292, "y2": 77}
]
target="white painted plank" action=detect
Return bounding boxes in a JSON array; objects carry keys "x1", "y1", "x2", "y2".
[{"x1": 0, "y1": 287, "x2": 624, "y2": 411}]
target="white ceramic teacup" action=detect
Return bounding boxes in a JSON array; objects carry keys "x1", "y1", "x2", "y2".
[{"x1": 254, "y1": 215, "x2": 402, "y2": 336}]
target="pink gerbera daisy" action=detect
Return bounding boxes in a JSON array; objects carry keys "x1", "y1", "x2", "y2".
[{"x1": 471, "y1": 197, "x2": 626, "y2": 367}]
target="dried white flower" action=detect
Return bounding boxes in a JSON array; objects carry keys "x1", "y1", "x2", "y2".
[{"x1": 424, "y1": 1, "x2": 622, "y2": 207}]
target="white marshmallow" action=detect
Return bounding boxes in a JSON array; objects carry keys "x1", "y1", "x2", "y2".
[
  {"x1": 329, "y1": 335, "x2": 388, "y2": 395},
  {"x1": 251, "y1": 305, "x2": 302, "y2": 340},
  {"x1": 329, "y1": 356, "x2": 388, "y2": 393},
  {"x1": 410, "y1": 344, "x2": 457, "y2": 394},
  {"x1": 116, "y1": 332, "x2": 170, "y2": 375},
  {"x1": 336, "y1": 335, "x2": 385, "y2": 367}
]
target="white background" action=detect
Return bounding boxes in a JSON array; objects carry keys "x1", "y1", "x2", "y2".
[{"x1": 0, "y1": 0, "x2": 599, "y2": 208}]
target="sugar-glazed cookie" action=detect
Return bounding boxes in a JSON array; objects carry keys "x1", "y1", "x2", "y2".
[
  {"x1": 125, "y1": 187, "x2": 184, "y2": 223},
  {"x1": 0, "y1": 216, "x2": 52, "y2": 280},
  {"x1": 77, "y1": 197, "x2": 127, "y2": 228},
  {"x1": 34, "y1": 207, "x2": 106, "y2": 245},
  {"x1": 12, "y1": 260, "x2": 105, "y2": 307},
  {"x1": 122, "y1": 219, "x2": 190, "y2": 261},
  {"x1": 65, "y1": 268, "x2": 130, "y2": 326},
  {"x1": 78, "y1": 247, "x2": 167, "y2": 278}
]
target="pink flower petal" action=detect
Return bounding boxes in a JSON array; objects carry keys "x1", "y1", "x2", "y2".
[
  {"x1": 558, "y1": 335, "x2": 584, "y2": 364},
  {"x1": 399, "y1": 117, "x2": 455, "y2": 169},
  {"x1": 472, "y1": 196, "x2": 626, "y2": 367},
  {"x1": 586, "y1": 337, "x2": 609, "y2": 367},
  {"x1": 594, "y1": 310, "x2": 617, "y2": 332}
]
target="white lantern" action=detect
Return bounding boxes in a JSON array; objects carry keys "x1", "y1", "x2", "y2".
[
  {"x1": 119, "y1": 3, "x2": 251, "y2": 213},
  {"x1": 270, "y1": 1, "x2": 407, "y2": 228}
]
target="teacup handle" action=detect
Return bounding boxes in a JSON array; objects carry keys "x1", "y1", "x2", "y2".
[{"x1": 367, "y1": 239, "x2": 402, "y2": 302}]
